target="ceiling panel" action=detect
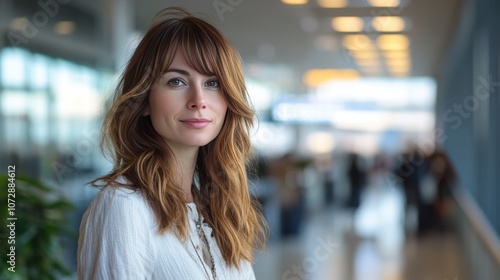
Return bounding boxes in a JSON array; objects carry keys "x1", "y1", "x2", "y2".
[{"x1": 133, "y1": 0, "x2": 462, "y2": 92}]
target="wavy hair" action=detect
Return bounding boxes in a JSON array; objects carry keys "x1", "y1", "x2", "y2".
[{"x1": 92, "y1": 8, "x2": 266, "y2": 267}]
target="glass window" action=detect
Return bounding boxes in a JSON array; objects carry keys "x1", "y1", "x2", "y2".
[
  {"x1": 1, "y1": 90, "x2": 28, "y2": 116},
  {"x1": 4, "y1": 116, "x2": 27, "y2": 147},
  {"x1": 51, "y1": 58, "x2": 74, "y2": 93},
  {"x1": 30, "y1": 54, "x2": 49, "y2": 89},
  {"x1": 29, "y1": 91, "x2": 49, "y2": 145},
  {"x1": 1, "y1": 48, "x2": 109, "y2": 160},
  {"x1": 1, "y1": 47, "x2": 28, "y2": 88}
]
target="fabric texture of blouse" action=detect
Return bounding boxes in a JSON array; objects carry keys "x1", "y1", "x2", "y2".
[{"x1": 77, "y1": 186, "x2": 256, "y2": 280}]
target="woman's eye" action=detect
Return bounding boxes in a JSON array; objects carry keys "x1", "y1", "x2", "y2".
[
  {"x1": 206, "y1": 80, "x2": 219, "y2": 87},
  {"x1": 167, "y1": 78, "x2": 185, "y2": 87}
]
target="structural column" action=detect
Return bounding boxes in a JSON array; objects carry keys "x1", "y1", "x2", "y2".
[{"x1": 101, "y1": 0, "x2": 135, "y2": 71}]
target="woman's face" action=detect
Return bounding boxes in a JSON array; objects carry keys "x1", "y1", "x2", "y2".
[{"x1": 145, "y1": 51, "x2": 228, "y2": 152}]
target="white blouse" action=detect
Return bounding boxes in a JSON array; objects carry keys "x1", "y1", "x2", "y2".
[{"x1": 77, "y1": 186, "x2": 256, "y2": 280}]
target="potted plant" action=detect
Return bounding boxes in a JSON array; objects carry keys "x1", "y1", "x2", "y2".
[{"x1": 0, "y1": 174, "x2": 74, "y2": 280}]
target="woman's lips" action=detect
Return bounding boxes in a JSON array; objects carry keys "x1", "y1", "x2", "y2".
[{"x1": 180, "y1": 118, "x2": 211, "y2": 128}]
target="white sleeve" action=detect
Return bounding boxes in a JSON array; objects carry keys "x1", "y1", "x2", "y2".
[
  {"x1": 243, "y1": 260, "x2": 257, "y2": 280},
  {"x1": 77, "y1": 188, "x2": 154, "y2": 280},
  {"x1": 247, "y1": 266, "x2": 256, "y2": 280}
]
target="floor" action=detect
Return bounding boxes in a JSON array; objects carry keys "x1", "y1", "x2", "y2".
[{"x1": 253, "y1": 185, "x2": 471, "y2": 280}]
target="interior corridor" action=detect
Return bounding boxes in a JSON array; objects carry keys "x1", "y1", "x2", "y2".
[{"x1": 253, "y1": 183, "x2": 470, "y2": 280}]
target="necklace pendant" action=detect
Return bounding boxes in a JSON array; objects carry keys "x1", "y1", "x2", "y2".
[{"x1": 194, "y1": 215, "x2": 216, "y2": 280}]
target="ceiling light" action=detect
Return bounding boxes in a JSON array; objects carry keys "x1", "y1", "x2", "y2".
[
  {"x1": 9, "y1": 18, "x2": 28, "y2": 31},
  {"x1": 383, "y1": 50, "x2": 410, "y2": 59},
  {"x1": 350, "y1": 51, "x2": 380, "y2": 59},
  {"x1": 317, "y1": 0, "x2": 347, "y2": 8},
  {"x1": 385, "y1": 58, "x2": 410, "y2": 67},
  {"x1": 368, "y1": 0, "x2": 400, "y2": 7},
  {"x1": 304, "y1": 68, "x2": 359, "y2": 87},
  {"x1": 372, "y1": 16, "x2": 406, "y2": 32},
  {"x1": 377, "y1": 34, "x2": 409, "y2": 51},
  {"x1": 332, "y1": 17, "x2": 365, "y2": 32},
  {"x1": 282, "y1": 0, "x2": 308, "y2": 5},
  {"x1": 343, "y1": 34, "x2": 375, "y2": 51},
  {"x1": 54, "y1": 21, "x2": 75, "y2": 35}
]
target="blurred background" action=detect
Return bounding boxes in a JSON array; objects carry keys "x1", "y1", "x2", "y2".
[{"x1": 0, "y1": 0, "x2": 499, "y2": 279}]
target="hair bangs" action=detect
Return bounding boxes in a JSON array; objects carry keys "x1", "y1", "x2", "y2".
[{"x1": 157, "y1": 19, "x2": 221, "y2": 79}]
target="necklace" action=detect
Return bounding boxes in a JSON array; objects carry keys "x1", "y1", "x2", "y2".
[{"x1": 190, "y1": 213, "x2": 217, "y2": 280}]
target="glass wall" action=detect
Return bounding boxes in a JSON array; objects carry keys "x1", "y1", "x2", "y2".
[{"x1": 0, "y1": 47, "x2": 111, "y2": 188}]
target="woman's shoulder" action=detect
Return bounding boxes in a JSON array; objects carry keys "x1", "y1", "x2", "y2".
[
  {"x1": 98, "y1": 184, "x2": 143, "y2": 200},
  {"x1": 94, "y1": 176, "x2": 142, "y2": 199},
  {"x1": 86, "y1": 180, "x2": 153, "y2": 221},
  {"x1": 80, "y1": 183, "x2": 158, "y2": 240},
  {"x1": 96, "y1": 184, "x2": 144, "y2": 202}
]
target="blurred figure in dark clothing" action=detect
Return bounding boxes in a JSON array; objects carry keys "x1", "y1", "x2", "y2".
[
  {"x1": 427, "y1": 149, "x2": 457, "y2": 230},
  {"x1": 347, "y1": 153, "x2": 366, "y2": 210},
  {"x1": 394, "y1": 146, "x2": 428, "y2": 235},
  {"x1": 269, "y1": 152, "x2": 304, "y2": 238},
  {"x1": 395, "y1": 145, "x2": 458, "y2": 235}
]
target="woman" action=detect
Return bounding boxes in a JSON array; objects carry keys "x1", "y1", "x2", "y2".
[{"x1": 77, "y1": 8, "x2": 266, "y2": 280}]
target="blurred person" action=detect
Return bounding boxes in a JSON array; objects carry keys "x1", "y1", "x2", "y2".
[
  {"x1": 314, "y1": 153, "x2": 335, "y2": 207},
  {"x1": 367, "y1": 153, "x2": 390, "y2": 188},
  {"x1": 346, "y1": 152, "x2": 366, "y2": 210},
  {"x1": 427, "y1": 149, "x2": 457, "y2": 230},
  {"x1": 269, "y1": 152, "x2": 304, "y2": 238},
  {"x1": 394, "y1": 145, "x2": 430, "y2": 235},
  {"x1": 370, "y1": 153, "x2": 388, "y2": 177},
  {"x1": 77, "y1": 8, "x2": 266, "y2": 280}
]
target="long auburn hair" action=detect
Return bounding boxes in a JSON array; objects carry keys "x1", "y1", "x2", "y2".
[{"x1": 92, "y1": 8, "x2": 266, "y2": 267}]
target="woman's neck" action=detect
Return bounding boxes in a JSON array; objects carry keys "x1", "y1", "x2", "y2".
[{"x1": 170, "y1": 146, "x2": 199, "y2": 203}]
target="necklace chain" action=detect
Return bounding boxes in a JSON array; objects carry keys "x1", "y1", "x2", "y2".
[{"x1": 191, "y1": 214, "x2": 217, "y2": 280}]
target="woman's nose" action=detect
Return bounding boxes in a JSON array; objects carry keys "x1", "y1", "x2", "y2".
[{"x1": 187, "y1": 86, "x2": 207, "y2": 109}]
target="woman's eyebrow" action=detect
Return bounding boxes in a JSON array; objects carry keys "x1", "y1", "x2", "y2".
[
  {"x1": 165, "y1": 68, "x2": 190, "y2": 75},
  {"x1": 164, "y1": 68, "x2": 217, "y2": 78}
]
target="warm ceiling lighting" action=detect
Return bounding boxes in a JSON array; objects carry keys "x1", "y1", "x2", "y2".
[
  {"x1": 372, "y1": 16, "x2": 406, "y2": 32},
  {"x1": 9, "y1": 17, "x2": 28, "y2": 31},
  {"x1": 282, "y1": 0, "x2": 308, "y2": 5},
  {"x1": 377, "y1": 34, "x2": 409, "y2": 51},
  {"x1": 343, "y1": 34, "x2": 375, "y2": 51},
  {"x1": 383, "y1": 50, "x2": 410, "y2": 59},
  {"x1": 304, "y1": 68, "x2": 359, "y2": 87},
  {"x1": 54, "y1": 21, "x2": 76, "y2": 35},
  {"x1": 368, "y1": 0, "x2": 400, "y2": 7},
  {"x1": 385, "y1": 58, "x2": 410, "y2": 67},
  {"x1": 350, "y1": 51, "x2": 380, "y2": 60},
  {"x1": 317, "y1": 0, "x2": 347, "y2": 8},
  {"x1": 332, "y1": 17, "x2": 365, "y2": 32}
]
